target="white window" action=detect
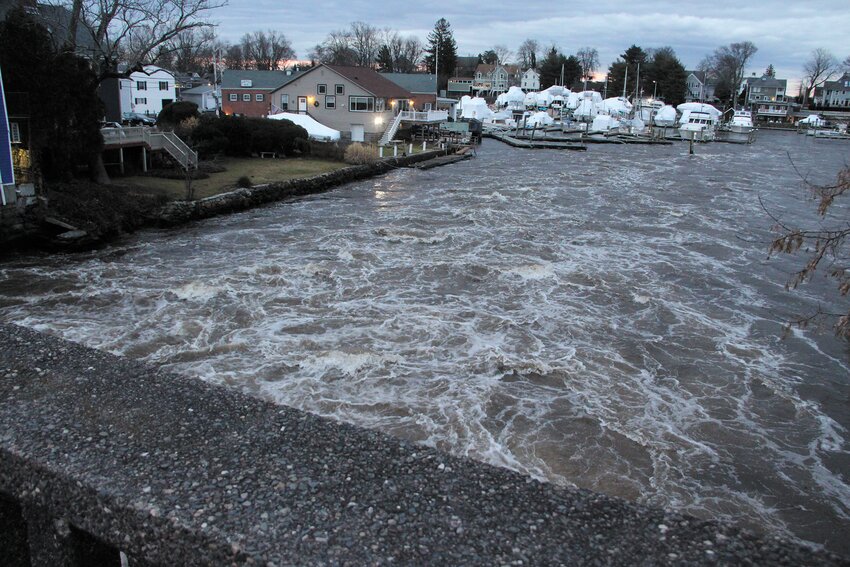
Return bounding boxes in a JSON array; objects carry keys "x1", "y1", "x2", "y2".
[
  {"x1": 349, "y1": 96, "x2": 375, "y2": 112},
  {"x1": 335, "y1": 84, "x2": 344, "y2": 95},
  {"x1": 317, "y1": 84, "x2": 327, "y2": 94},
  {"x1": 255, "y1": 93, "x2": 264, "y2": 101},
  {"x1": 242, "y1": 94, "x2": 251, "y2": 101},
  {"x1": 159, "y1": 81, "x2": 168, "y2": 91},
  {"x1": 280, "y1": 94, "x2": 289, "y2": 110},
  {"x1": 10, "y1": 122, "x2": 20, "y2": 144},
  {"x1": 325, "y1": 95, "x2": 336, "y2": 109},
  {"x1": 137, "y1": 81, "x2": 147, "y2": 90},
  {"x1": 229, "y1": 94, "x2": 237, "y2": 101},
  {"x1": 135, "y1": 97, "x2": 147, "y2": 104}
]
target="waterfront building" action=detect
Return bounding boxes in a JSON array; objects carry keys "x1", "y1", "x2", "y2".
[
  {"x1": 179, "y1": 84, "x2": 221, "y2": 113},
  {"x1": 221, "y1": 69, "x2": 303, "y2": 117},
  {"x1": 685, "y1": 71, "x2": 717, "y2": 103},
  {"x1": 472, "y1": 64, "x2": 521, "y2": 97},
  {"x1": 521, "y1": 69, "x2": 540, "y2": 92},
  {"x1": 125, "y1": 66, "x2": 177, "y2": 117},
  {"x1": 813, "y1": 73, "x2": 850, "y2": 108},
  {"x1": 272, "y1": 65, "x2": 412, "y2": 143},
  {"x1": 745, "y1": 74, "x2": 790, "y2": 122}
]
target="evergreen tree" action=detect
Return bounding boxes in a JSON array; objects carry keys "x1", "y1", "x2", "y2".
[
  {"x1": 424, "y1": 18, "x2": 457, "y2": 90},
  {"x1": 481, "y1": 50, "x2": 498, "y2": 65},
  {"x1": 765, "y1": 63, "x2": 776, "y2": 77},
  {"x1": 562, "y1": 56, "x2": 583, "y2": 89},
  {"x1": 377, "y1": 44, "x2": 394, "y2": 72},
  {"x1": 539, "y1": 47, "x2": 565, "y2": 89},
  {"x1": 0, "y1": 9, "x2": 103, "y2": 182},
  {"x1": 643, "y1": 47, "x2": 688, "y2": 105},
  {"x1": 606, "y1": 45, "x2": 647, "y2": 99}
]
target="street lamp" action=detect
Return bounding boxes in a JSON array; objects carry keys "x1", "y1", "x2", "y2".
[{"x1": 652, "y1": 80, "x2": 657, "y2": 101}]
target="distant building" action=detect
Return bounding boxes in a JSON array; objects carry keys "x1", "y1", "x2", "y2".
[
  {"x1": 454, "y1": 56, "x2": 479, "y2": 80},
  {"x1": 381, "y1": 73, "x2": 437, "y2": 109},
  {"x1": 745, "y1": 74, "x2": 789, "y2": 121},
  {"x1": 473, "y1": 64, "x2": 521, "y2": 97},
  {"x1": 814, "y1": 72, "x2": 850, "y2": 108},
  {"x1": 221, "y1": 69, "x2": 303, "y2": 117},
  {"x1": 126, "y1": 66, "x2": 177, "y2": 117},
  {"x1": 447, "y1": 78, "x2": 473, "y2": 99},
  {"x1": 180, "y1": 84, "x2": 220, "y2": 113},
  {"x1": 273, "y1": 64, "x2": 412, "y2": 142},
  {"x1": 685, "y1": 71, "x2": 716, "y2": 103},
  {"x1": 521, "y1": 69, "x2": 540, "y2": 91}
]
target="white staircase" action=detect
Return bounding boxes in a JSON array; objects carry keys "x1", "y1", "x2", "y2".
[
  {"x1": 379, "y1": 113, "x2": 404, "y2": 146},
  {"x1": 145, "y1": 130, "x2": 198, "y2": 170},
  {"x1": 101, "y1": 126, "x2": 198, "y2": 170}
]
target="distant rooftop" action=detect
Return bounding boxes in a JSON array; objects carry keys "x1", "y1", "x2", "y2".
[{"x1": 381, "y1": 73, "x2": 437, "y2": 95}]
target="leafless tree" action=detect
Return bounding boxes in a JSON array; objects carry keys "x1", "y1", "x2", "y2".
[
  {"x1": 383, "y1": 28, "x2": 423, "y2": 73},
  {"x1": 350, "y1": 21, "x2": 380, "y2": 68},
  {"x1": 493, "y1": 44, "x2": 513, "y2": 65},
  {"x1": 768, "y1": 165, "x2": 850, "y2": 339},
  {"x1": 516, "y1": 39, "x2": 539, "y2": 69},
  {"x1": 240, "y1": 30, "x2": 295, "y2": 70},
  {"x1": 223, "y1": 42, "x2": 244, "y2": 69},
  {"x1": 802, "y1": 48, "x2": 839, "y2": 106},
  {"x1": 166, "y1": 27, "x2": 217, "y2": 73},
  {"x1": 701, "y1": 41, "x2": 758, "y2": 105},
  {"x1": 843, "y1": 54, "x2": 850, "y2": 71},
  {"x1": 311, "y1": 29, "x2": 357, "y2": 66},
  {"x1": 576, "y1": 46, "x2": 599, "y2": 80},
  {"x1": 62, "y1": 0, "x2": 225, "y2": 79}
]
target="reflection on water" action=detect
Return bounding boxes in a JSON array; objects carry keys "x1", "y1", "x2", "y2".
[{"x1": 2, "y1": 131, "x2": 849, "y2": 554}]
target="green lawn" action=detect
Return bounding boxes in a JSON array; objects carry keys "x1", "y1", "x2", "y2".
[{"x1": 115, "y1": 157, "x2": 348, "y2": 200}]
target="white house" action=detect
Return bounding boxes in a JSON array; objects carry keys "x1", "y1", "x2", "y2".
[
  {"x1": 126, "y1": 65, "x2": 177, "y2": 117},
  {"x1": 521, "y1": 69, "x2": 540, "y2": 91},
  {"x1": 180, "y1": 84, "x2": 221, "y2": 113}
]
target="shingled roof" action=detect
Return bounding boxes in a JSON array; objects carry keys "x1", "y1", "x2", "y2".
[
  {"x1": 381, "y1": 73, "x2": 437, "y2": 94},
  {"x1": 221, "y1": 69, "x2": 304, "y2": 90},
  {"x1": 325, "y1": 65, "x2": 411, "y2": 99}
]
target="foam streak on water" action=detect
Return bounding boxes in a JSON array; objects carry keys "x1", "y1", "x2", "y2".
[{"x1": 2, "y1": 132, "x2": 849, "y2": 553}]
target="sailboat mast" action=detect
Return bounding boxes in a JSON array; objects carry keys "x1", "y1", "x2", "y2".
[{"x1": 622, "y1": 66, "x2": 628, "y2": 99}]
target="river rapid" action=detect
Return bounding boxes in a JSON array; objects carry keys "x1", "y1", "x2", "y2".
[{"x1": 2, "y1": 130, "x2": 849, "y2": 554}]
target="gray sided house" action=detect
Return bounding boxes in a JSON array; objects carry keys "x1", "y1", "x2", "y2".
[
  {"x1": 685, "y1": 71, "x2": 716, "y2": 103},
  {"x1": 745, "y1": 74, "x2": 789, "y2": 122},
  {"x1": 272, "y1": 65, "x2": 412, "y2": 143},
  {"x1": 816, "y1": 73, "x2": 850, "y2": 108},
  {"x1": 180, "y1": 84, "x2": 220, "y2": 113}
]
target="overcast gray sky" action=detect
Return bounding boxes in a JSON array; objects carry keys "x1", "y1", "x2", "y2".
[{"x1": 215, "y1": 0, "x2": 849, "y2": 86}]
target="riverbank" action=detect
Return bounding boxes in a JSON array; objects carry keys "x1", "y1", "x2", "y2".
[{"x1": 0, "y1": 149, "x2": 451, "y2": 253}]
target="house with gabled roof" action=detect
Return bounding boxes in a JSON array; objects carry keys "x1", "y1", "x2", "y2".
[
  {"x1": 745, "y1": 74, "x2": 789, "y2": 122},
  {"x1": 685, "y1": 71, "x2": 716, "y2": 103},
  {"x1": 221, "y1": 69, "x2": 304, "y2": 117},
  {"x1": 472, "y1": 64, "x2": 521, "y2": 97},
  {"x1": 271, "y1": 64, "x2": 412, "y2": 142}
]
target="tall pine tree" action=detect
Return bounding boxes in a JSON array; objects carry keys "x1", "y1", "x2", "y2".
[{"x1": 424, "y1": 18, "x2": 457, "y2": 91}]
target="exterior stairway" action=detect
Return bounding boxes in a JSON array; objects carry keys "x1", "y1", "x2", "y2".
[
  {"x1": 378, "y1": 113, "x2": 404, "y2": 146},
  {"x1": 101, "y1": 127, "x2": 198, "y2": 170}
]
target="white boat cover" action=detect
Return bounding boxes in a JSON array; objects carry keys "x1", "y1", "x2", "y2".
[
  {"x1": 676, "y1": 102, "x2": 721, "y2": 119},
  {"x1": 268, "y1": 112, "x2": 341, "y2": 142},
  {"x1": 525, "y1": 111, "x2": 554, "y2": 128},
  {"x1": 799, "y1": 114, "x2": 825, "y2": 126},
  {"x1": 653, "y1": 105, "x2": 678, "y2": 126},
  {"x1": 602, "y1": 97, "x2": 633, "y2": 116},
  {"x1": 573, "y1": 98, "x2": 602, "y2": 119},
  {"x1": 590, "y1": 114, "x2": 620, "y2": 132},
  {"x1": 460, "y1": 96, "x2": 493, "y2": 120}
]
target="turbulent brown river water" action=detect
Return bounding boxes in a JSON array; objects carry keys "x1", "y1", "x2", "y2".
[{"x1": 2, "y1": 131, "x2": 849, "y2": 553}]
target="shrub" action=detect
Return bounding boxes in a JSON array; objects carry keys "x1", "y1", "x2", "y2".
[
  {"x1": 190, "y1": 115, "x2": 308, "y2": 158},
  {"x1": 237, "y1": 176, "x2": 252, "y2": 188},
  {"x1": 310, "y1": 141, "x2": 345, "y2": 161},
  {"x1": 344, "y1": 143, "x2": 379, "y2": 165},
  {"x1": 157, "y1": 101, "x2": 199, "y2": 127}
]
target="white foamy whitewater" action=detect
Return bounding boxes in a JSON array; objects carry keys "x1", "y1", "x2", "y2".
[{"x1": 1, "y1": 133, "x2": 849, "y2": 556}]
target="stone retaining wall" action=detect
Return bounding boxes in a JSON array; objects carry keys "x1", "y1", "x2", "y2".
[{"x1": 157, "y1": 150, "x2": 448, "y2": 226}]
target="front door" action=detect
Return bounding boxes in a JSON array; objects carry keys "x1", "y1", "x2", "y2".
[
  {"x1": 298, "y1": 97, "x2": 307, "y2": 113},
  {"x1": 350, "y1": 124, "x2": 365, "y2": 142}
]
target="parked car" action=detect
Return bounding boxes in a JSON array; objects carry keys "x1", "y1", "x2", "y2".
[
  {"x1": 99, "y1": 121, "x2": 122, "y2": 129},
  {"x1": 123, "y1": 112, "x2": 156, "y2": 126}
]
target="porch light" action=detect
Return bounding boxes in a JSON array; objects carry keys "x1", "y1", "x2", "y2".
[
  {"x1": 375, "y1": 116, "x2": 383, "y2": 126},
  {"x1": 390, "y1": 100, "x2": 396, "y2": 107}
]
